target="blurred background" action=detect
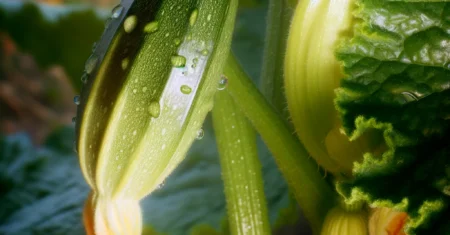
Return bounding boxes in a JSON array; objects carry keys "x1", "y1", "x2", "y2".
[{"x1": 0, "y1": 0, "x2": 308, "y2": 234}]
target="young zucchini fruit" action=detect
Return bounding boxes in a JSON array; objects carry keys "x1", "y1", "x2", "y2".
[
  {"x1": 284, "y1": 0, "x2": 383, "y2": 177},
  {"x1": 286, "y1": 0, "x2": 450, "y2": 233},
  {"x1": 75, "y1": 0, "x2": 238, "y2": 234},
  {"x1": 320, "y1": 201, "x2": 368, "y2": 235}
]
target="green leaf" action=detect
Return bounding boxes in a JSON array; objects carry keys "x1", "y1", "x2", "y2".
[
  {"x1": 0, "y1": 133, "x2": 89, "y2": 235},
  {"x1": 335, "y1": 1, "x2": 450, "y2": 234}
]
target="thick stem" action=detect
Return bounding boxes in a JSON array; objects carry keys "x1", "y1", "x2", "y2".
[
  {"x1": 239, "y1": 0, "x2": 260, "y2": 7},
  {"x1": 260, "y1": 0, "x2": 294, "y2": 120},
  {"x1": 224, "y1": 53, "x2": 337, "y2": 234},
  {"x1": 212, "y1": 90, "x2": 271, "y2": 235}
]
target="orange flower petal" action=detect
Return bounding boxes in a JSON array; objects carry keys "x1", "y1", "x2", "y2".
[{"x1": 385, "y1": 212, "x2": 408, "y2": 235}]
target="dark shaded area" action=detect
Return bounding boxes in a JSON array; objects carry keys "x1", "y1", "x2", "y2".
[{"x1": 0, "y1": 2, "x2": 105, "y2": 91}]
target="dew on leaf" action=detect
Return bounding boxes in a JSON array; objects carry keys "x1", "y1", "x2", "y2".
[
  {"x1": 144, "y1": 21, "x2": 159, "y2": 33},
  {"x1": 111, "y1": 4, "x2": 124, "y2": 19},
  {"x1": 180, "y1": 85, "x2": 192, "y2": 94},
  {"x1": 74, "y1": 96, "x2": 80, "y2": 105},
  {"x1": 81, "y1": 74, "x2": 89, "y2": 84},
  {"x1": 196, "y1": 129, "x2": 204, "y2": 140},
  {"x1": 149, "y1": 101, "x2": 161, "y2": 118},
  {"x1": 171, "y1": 55, "x2": 187, "y2": 68},
  {"x1": 121, "y1": 58, "x2": 129, "y2": 70},
  {"x1": 85, "y1": 55, "x2": 98, "y2": 75},
  {"x1": 174, "y1": 38, "x2": 181, "y2": 46},
  {"x1": 124, "y1": 15, "x2": 138, "y2": 33},
  {"x1": 201, "y1": 49, "x2": 209, "y2": 56},
  {"x1": 217, "y1": 75, "x2": 228, "y2": 90}
]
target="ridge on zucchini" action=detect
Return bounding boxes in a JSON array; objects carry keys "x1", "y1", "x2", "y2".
[{"x1": 75, "y1": 0, "x2": 238, "y2": 200}]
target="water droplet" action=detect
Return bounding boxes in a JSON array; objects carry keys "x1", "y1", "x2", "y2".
[
  {"x1": 174, "y1": 38, "x2": 181, "y2": 46},
  {"x1": 81, "y1": 74, "x2": 89, "y2": 84},
  {"x1": 217, "y1": 75, "x2": 228, "y2": 90},
  {"x1": 144, "y1": 21, "x2": 159, "y2": 33},
  {"x1": 189, "y1": 9, "x2": 198, "y2": 26},
  {"x1": 193, "y1": 58, "x2": 198, "y2": 64},
  {"x1": 74, "y1": 95, "x2": 80, "y2": 105},
  {"x1": 207, "y1": 14, "x2": 212, "y2": 21},
  {"x1": 180, "y1": 85, "x2": 192, "y2": 94},
  {"x1": 121, "y1": 58, "x2": 129, "y2": 70},
  {"x1": 149, "y1": 101, "x2": 161, "y2": 118},
  {"x1": 85, "y1": 55, "x2": 98, "y2": 75},
  {"x1": 201, "y1": 49, "x2": 209, "y2": 56},
  {"x1": 111, "y1": 5, "x2": 124, "y2": 18},
  {"x1": 142, "y1": 87, "x2": 148, "y2": 92},
  {"x1": 401, "y1": 92, "x2": 418, "y2": 103},
  {"x1": 157, "y1": 181, "x2": 165, "y2": 189},
  {"x1": 72, "y1": 117, "x2": 77, "y2": 124},
  {"x1": 171, "y1": 55, "x2": 186, "y2": 68},
  {"x1": 124, "y1": 15, "x2": 137, "y2": 33},
  {"x1": 196, "y1": 129, "x2": 204, "y2": 140}
]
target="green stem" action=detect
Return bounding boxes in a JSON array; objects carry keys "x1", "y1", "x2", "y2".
[
  {"x1": 224, "y1": 53, "x2": 337, "y2": 235},
  {"x1": 212, "y1": 90, "x2": 271, "y2": 235},
  {"x1": 260, "y1": 0, "x2": 294, "y2": 119},
  {"x1": 239, "y1": 0, "x2": 260, "y2": 7},
  {"x1": 285, "y1": 0, "x2": 298, "y2": 8}
]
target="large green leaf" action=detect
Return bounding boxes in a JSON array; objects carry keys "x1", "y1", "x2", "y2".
[
  {"x1": 0, "y1": 132, "x2": 89, "y2": 235},
  {"x1": 335, "y1": 1, "x2": 450, "y2": 234}
]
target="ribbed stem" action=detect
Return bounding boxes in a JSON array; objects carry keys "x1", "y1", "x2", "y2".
[
  {"x1": 224, "y1": 53, "x2": 337, "y2": 234},
  {"x1": 260, "y1": 0, "x2": 294, "y2": 119},
  {"x1": 212, "y1": 90, "x2": 271, "y2": 235}
]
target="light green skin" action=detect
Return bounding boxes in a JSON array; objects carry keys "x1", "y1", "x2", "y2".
[
  {"x1": 77, "y1": 0, "x2": 238, "y2": 200},
  {"x1": 212, "y1": 90, "x2": 271, "y2": 235}
]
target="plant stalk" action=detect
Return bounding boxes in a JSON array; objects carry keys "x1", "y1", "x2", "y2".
[
  {"x1": 212, "y1": 89, "x2": 271, "y2": 235},
  {"x1": 224, "y1": 53, "x2": 337, "y2": 234},
  {"x1": 260, "y1": 0, "x2": 295, "y2": 120}
]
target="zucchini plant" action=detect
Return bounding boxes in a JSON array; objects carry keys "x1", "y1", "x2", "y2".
[{"x1": 74, "y1": 0, "x2": 450, "y2": 234}]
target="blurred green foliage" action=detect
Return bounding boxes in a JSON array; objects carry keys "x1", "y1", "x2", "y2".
[{"x1": 0, "y1": 2, "x2": 104, "y2": 91}]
